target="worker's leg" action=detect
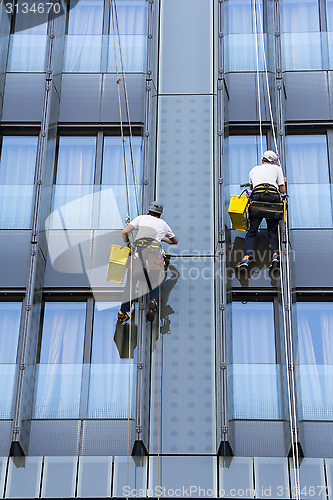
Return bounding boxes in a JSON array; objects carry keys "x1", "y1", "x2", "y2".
[
  {"x1": 267, "y1": 219, "x2": 279, "y2": 258},
  {"x1": 243, "y1": 216, "x2": 262, "y2": 260},
  {"x1": 119, "y1": 258, "x2": 139, "y2": 320}
]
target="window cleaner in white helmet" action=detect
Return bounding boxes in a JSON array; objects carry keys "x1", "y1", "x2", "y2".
[
  {"x1": 237, "y1": 150, "x2": 286, "y2": 270},
  {"x1": 118, "y1": 201, "x2": 178, "y2": 324}
]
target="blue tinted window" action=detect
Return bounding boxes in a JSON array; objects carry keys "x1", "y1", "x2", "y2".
[
  {"x1": 228, "y1": 135, "x2": 267, "y2": 185},
  {"x1": 0, "y1": 303, "x2": 21, "y2": 363},
  {"x1": 39, "y1": 303, "x2": 86, "y2": 364},
  {"x1": 297, "y1": 303, "x2": 333, "y2": 365},
  {"x1": 0, "y1": 302, "x2": 21, "y2": 419},
  {"x1": 0, "y1": 136, "x2": 38, "y2": 229},
  {"x1": 285, "y1": 135, "x2": 329, "y2": 184},
  {"x1": 0, "y1": 136, "x2": 37, "y2": 185},
  {"x1": 56, "y1": 137, "x2": 96, "y2": 184},
  {"x1": 281, "y1": 0, "x2": 320, "y2": 32},
  {"x1": 102, "y1": 137, "x2": 143, "y2": 185},
  {"x1": 68, "y1": 0, "x2": 104, "y2": 34},
  {"x1": 231, "y1": 302, "x2": 281, "y2": 419},
  {"x1": 225, "y1": 0, "x2": 264, "y2": 34},
  {"x1": 232, "y1": 302, "x2": 276, "y2": 363},
  {"x1": 110, "y1": 0, "x2": 147, "y2": 35}
]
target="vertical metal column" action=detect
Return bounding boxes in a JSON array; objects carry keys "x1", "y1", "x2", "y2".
[
  {"x1": 132, "y1": 0, "x2": 156, "y2": 456},
  {"x1": 274, "y1": 0, "x2": 303, "y2": 458},
  {"x1": 217, "y1": 0, "x2": 232, "y2": 457},
  {"x1": 10, "y1": 3, "x2": 65, "y2": 456}
]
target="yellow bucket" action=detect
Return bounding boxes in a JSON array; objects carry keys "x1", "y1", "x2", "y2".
[
  {"x1": 228, "y1": 195, "x2": 249, "y2": 232},
  {"x1": 107, "y1": 244, "x2": 131, "y2": 283}
]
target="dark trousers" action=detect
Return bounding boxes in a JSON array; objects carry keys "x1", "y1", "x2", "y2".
[
  {"x1": 243, "y1": 192, "x2": 281, "y2": 260},
  {"x1": 120, "y1": 252, "x2": 160, "y2": 314}
]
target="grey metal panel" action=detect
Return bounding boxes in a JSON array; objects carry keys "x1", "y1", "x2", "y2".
[
  {"x1": 149, "y1": 257, "x2": 216, "y2": 454},
  {"x1": 225, "y1": 73, "x2": 272, "y2": 123},
  {"x1": 284, "y1": 72, "x2": 330, "y2": 121},
  {"x1": 0, "y1": 421, "x2": 13, "y2": 456},
  {"x1": 300, "y1": 422, "x2": 333, "y2": 458},
  {"x1": 159, "y1": 0, "x2": 213, "y2": 94},
  {"x1": 230, "y1": 420, "x2": 287, "y2": 457},
  {"x1": 0, "y1": 231, "x2": 31, "y2": 288},
  {"x1": 27, "y1": 420, "x2": 80, "y2": 456},
  {"x1": 156, "y1": 95, "x2": 214, "y2": 254},
  {"x1": 290, "y1": 230, "x2": 333, "y2": 287},
  {"x1": 59, "y1": 74, "x2": 102, "y2": 122},
  {"x1": 44, "y1": 230, "x2": 93, "y2": 287},
  {"x1": 81, "y1": 419, "x2": 135, "y2": 456},
  {"x1": 148, "y1": 456, "x2": 217, "y2": 493},
  {"x1": 2, "y1": 74, "x2": 44, "y2": 122},
  {"x1": 100, "y1": 74, "x2": 145, "y2": 123}
]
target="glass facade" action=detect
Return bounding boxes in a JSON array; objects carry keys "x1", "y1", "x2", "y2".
[{"x1": 0, "y1": 0, "x2": 332, "y2": 496}]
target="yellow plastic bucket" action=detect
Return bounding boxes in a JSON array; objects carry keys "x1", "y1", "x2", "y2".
[
  {"x1": 107, "y1": 244, "x2": 131, "y2": 283},
  {"x1": 228, "y1": 195, "x2": 249, "y2": 232}
]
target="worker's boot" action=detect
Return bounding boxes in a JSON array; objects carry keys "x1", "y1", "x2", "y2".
[
  {"x1": 147, "y1": 299, "x2": 158, "y2": 323},
  {"x1": 117, "y1": 311, "x2": 130, "y2": 324},
  {"x1": 236, "y1": 256, "x2": 250, "y2": 270},
  {"x1": 270, "y1": 252, "x2": 280, "y2": 269}
]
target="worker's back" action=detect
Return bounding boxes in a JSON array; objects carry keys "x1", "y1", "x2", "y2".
[
  {"x1": 249, "y1": 163, "x2": 284, "y2": 190},
  {"x1": 130, "y1": 214, "x2": 174, "y2": 243}
]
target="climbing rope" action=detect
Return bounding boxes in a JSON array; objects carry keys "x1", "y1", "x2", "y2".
[
  {"x1": 110, "y1": 1, "x2": 130, "y2": 223},
  {"x1": 253, "y1": 1, "x2": 301, "y2": 497},
  {"x1": 113, "y1": 0, "x2": 142, "y2": 216},
  {"x1": 253, "y1": 0, "x2": 263, "y2": 160},
  {"x1": 157, "y1": 281, "x2": 162, "y2": 500}
]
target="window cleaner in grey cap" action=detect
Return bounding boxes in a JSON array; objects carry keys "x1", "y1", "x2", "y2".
[
  {"x1": 237, "y1": 150, "x2": 286, "y2": 270},
  {"x1": 118, "y1": 201, "x2": 178, "y2": 324}
]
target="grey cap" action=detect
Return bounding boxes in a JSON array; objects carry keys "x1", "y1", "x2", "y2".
[
  {"x1": 149, "y1": 201, "x2": 163, "y2": 215},
  {"x1": 262, "y1": 150, "x2": 279, "y2": 164}
]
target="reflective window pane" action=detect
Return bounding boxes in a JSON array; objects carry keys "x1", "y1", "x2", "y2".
[
  {"x1": 5, "y1": 457, "x2": 42, "y2": 499},
  {"x1": 88, "y1": 303, "x2": 136, "y2": 418},
  {"x1": 290, "y1": 458, "x2": 326, "y2": 500},
  {"x1": 285, "y1": 135, "x2": 329, "y2": 184},
  {"x1": 227, "y1": 135, "x2": 267, "y2": 185},
  {"x1": 41, "y1": 457, "x2": 77, "y2": 499},
  {"x1": 0, "y1": 303, "x2": 21, "y2": 419},
  {"x1": 231, "y1": 302, "x2": 281, "y2": 419},
  {"x1": 68, "y1": 0, "x2": 104, "y2": 34},
  {"x1": 77, "y1": 456, "x2": 112, "y2": 498},
  {"x1": 285, "y1": 135, "x2": 332, "y2": 229},
  {"x1": 232, "y1": 302, "x2": 276, "y2": 364},
  {"x1": 39, "y1": 303, "x2": 86, "y2": 364},
  {"x1": 110, "y1": 1, "x2": 147, "y2": 35},
  {"x1": 0, "y1": 136, "x2": 38, "y2": 229},
  {"x1": 296, "y1": 303, "x2": 333, "y2": 421},
  {"x1": 55, "y1": 137, "x2": 96, "y2": 185},
  {"x1": 254, "y1": 458, "x2": 289, "y2": 499},
  {"x1": 219, "y1": 457, "x2": 254, "y2": 499},
  {"x1": 281, "y1": 0, "x2": 320, "y2": 32},
  {"x1": 297, "y1": 303, "x2": 333, "y2": 365},
  {"x1": 33, "y1": 303, "x2": 86, "y2": 419}
]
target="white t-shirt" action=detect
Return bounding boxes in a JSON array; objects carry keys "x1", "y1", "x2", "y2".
[
  {"x1": 130, "y1": 214, "x2": 175, "y2": 243},
  {"x1": 249, "y1": 164, "x2": 285, "y2": 190}
]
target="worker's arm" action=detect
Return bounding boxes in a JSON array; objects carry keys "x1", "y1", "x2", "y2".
[
  {"x1": 161, "y1": 236, "x2": 178, "y2": 245},
  {"x1": 279, "y1": 185, "x2": 286, "y2": 194},
  {"x1": 122, "y1": 224, "x2": 135, "y2": 242}
]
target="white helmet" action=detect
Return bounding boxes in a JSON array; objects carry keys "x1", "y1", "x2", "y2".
[{"x1": 262, "y1": 150, "x2": 279, "y2": 164}]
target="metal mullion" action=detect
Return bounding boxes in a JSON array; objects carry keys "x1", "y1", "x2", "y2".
[
  {"x1": 326, "y1": 129, "x2": 333, "y2": 183},
  {"x1": 319, "y1": 0, "x2": 327, "y2": 32},
  {"x1": 95, "y1": 131, "x2": 104, "y2": 185},
  {"x1": 83, "y1": 298, "x2": 94, "y2": 364}
]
